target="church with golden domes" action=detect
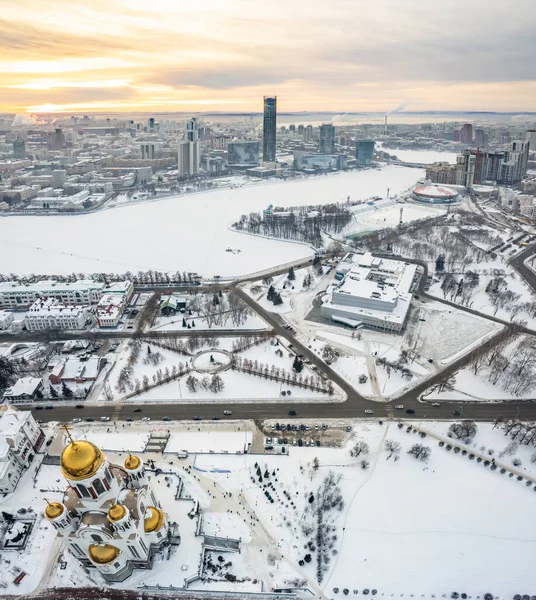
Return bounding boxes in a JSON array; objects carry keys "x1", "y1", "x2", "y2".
[{"x1": 44, "y1": 432, "x2": 169, "y2": 583}]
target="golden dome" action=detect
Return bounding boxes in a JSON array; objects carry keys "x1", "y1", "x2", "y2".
[
  {"x1": 60, "y1": 440, "x2": 105, "y2": 481},
  {"x1": 124, "y1": 454, "x2": 141, "y2": 470},
  {"x1": 108, "y1": 504, "x2": 127, "y2": 523},
  {"x1": 88, "y1": 543, "x2": 121, "y2": 565},
  {"x1": 144, "y1": 506, "x2": 165, "y2": 533},
  {"x1": 45, "y1": 501, "x2": 64, "y2": 520}
]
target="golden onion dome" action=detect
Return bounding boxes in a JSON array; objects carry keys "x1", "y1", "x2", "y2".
[
  {"x1": 124, "y1": 454, "x2": 141, "y2": 470},
  {"x1": 60, "y1": 440, "x2": 105, "y2": 481},
  {"x1": 144, "y1": 506, "x2": 165, "y2": 533},
  {"x1": 45, "y1": 501, "x2": 64, "y2": 520},
  {"x1": 88, "y1": 543, "x2": 121, "y2": 565},
  {"x1": 108, "y1": 504, "x2": 127, "y2": 523}
]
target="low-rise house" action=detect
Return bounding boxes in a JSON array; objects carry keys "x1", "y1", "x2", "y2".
[{"x1": 2, "y1": 378, "x2": 43, "y2": 403}]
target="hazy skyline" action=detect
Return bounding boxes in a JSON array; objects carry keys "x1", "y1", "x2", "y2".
[{"x1": 1, "y1": 0, "x2": 535, "y2": 114}]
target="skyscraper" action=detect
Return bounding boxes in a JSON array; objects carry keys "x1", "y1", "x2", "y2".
[
  {"x1": 303, "y1": 125, "x2": 313, "y2": 143},
  {"x1": 178, "y1": 141, "x2": 200, "y2": 178},
  {"x1": 474, "y1": 129, "x2": 488, "y2": 148},
  {"x1": 355, "y1": 140, "x2": 376, "y2": 165},
  {"x1": 12, "y1": 139, "x2": 25, "y2": 159},
  {"x1": 262, "y1": 96, "x2": 277, "y2": 163},
  {"x1": 298, "y1": 125, "x2": 305, "y2": 135},
  {"x1": 186, "y1": 118, "x2": 198, "y2": 142},
  {"x1": 460, "y1": 124, "x2": 473, "y2": 145},
  {"x1": 141, "y1": 144, "x2": 155, "y2": 160},
  {"x1": 319, "y1": 124, "x2": 335, "y2": 154}
]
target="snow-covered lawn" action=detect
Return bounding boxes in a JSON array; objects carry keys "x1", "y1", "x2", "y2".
[
  {"x1": 131, "y1": 367, "x2": 335, "y2": 403},
  {"x1": 152, "y1": 312, "x2": 268, "y2": 331},
  {"x1": 0, "y1": 166, "x2": 420, "y2": 277},
  {"x1": 166, "y1": 431, "x2": 252, "y2": 454},
  {"x1": 194, "y1": 422, "x2": 536, "y2": 596}
]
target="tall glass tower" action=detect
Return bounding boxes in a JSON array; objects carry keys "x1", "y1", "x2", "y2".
[{"x1": 263, "y1": 96, "x2": 277, "y2": 163}]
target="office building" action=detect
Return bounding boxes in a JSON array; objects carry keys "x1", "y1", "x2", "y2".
[
  {"x1": 460, "y1": 124, "x2": 473, "y2": 145},
  {"x1": 178, "y1": 141, "x2": 200, "y2": 178},
  {"x1": 321, "y1": 252, "x2": 417, "y2": 332},
  {"x1": 298, "y1": 125, "x2": 305, "y2": 135},
  {"x1": 47, "y1": 128, "x2": 64, "y2": 151},
  {"x1": 355, "y1": 140, "x2": 376, "y2": 165},
  {"x1": 262, "y1": 96, "x2": 277, "y2": 163},
  {"x1": 0, "y1": 280, "x2": 105, "y2": 309},
  {"x1": 25, "y1": 297, "x2": 90, "y2": 331},
  {"x1": 0, "y1": 408, "x2": 44, "y2": 493},
  {"x1": 471, "y1": 149, "x2": 488, "y2": 184},
  {"x1": 227, "y1": 141, "x2": 259, "y2": 167},
  {"x1": 319, "y1": 124, "x2": 336, "y2": 155},
  {"x1": 526, "y1": 130, "x2": 536, "y2": 149},
  {"x1": 289, "y1": 124, "x2": 296, "y2": 134},
  {"x1": 12, "y1": 139, "x2": 25, "y2": 159},
  {"x1": 141, "y1": 144, "x2": 155, "y2": 160},
  {"x1": 486, "y1": 152, "x2": 506, "y2": 181}
]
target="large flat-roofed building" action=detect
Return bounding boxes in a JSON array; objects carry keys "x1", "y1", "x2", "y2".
[
  {"x1": 227, "y1": 141, "x2": 259, "y2": 167},
  {"x1": 320, "y1": 252, "x2": 417, "y2": 332},
  {"x1": 25, "y1": 298, "x2": 89, "y2": 331},
  {"x1": 0, "y1": 280, "x2": 105, "y2": 309}
]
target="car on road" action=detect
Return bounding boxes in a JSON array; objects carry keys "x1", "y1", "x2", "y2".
[
  {"x1": 162, "y1": 417, "x2": 171, "y2": 421},
  {"x1": 133, "y1": 408, "x2": 142, "y2": 413},
  {"x1": 223, "y1": 410, "x2": 232, "y2": 415},
  {"x1": 141, "y1": 417, "x2": 151, "y2": 422},
  {"x1": 45, "y1": 405, "x2": 54, "y2": 409},
  {"x1": 452, "y1": 410, "x2": 462, "y2": 416},
  {"x1": 100, "y1": 416, "x2": 110, "y2": 422},
  {"x1": 394, "y1": 405, "x2": 404, "y2": 410},
  {"x1": 364, "y1": 410, "x2": 374, "y2": 415},
  {"x1": 288, "y1": 410, "x2": 297, "y2": 416},
  {"x1": 86, "y1": 417, "x2": 95, "y2": 422},
  {"x1": 72, "y1": 418, "x2": 82, "y2": 423},
  {"x1": 431, "y1": 403, "x2": 441, "y2": 407},
  {"x1": 212, "y1": 416, "x2": 220, "y2": 421},
  {"x1": 406, "y1": 409, "x2": 415, "y2": 414},
  {"x1": 126, "y1": 418, "x2": 134, "y2": 422},
  {"x1": 75, "y1": 404, "x2": 84, "y2": 409},
  {"x1": 35, "y1": 406, "x2": 44, "y2": 410},
  {"x1": 193, "y1": 416, "x2": 201, "y2": 421}
]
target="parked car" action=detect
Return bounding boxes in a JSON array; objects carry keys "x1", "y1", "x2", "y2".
[
  {"x1": 406, "y1": 409, "x2": 415, "y2": 414},
  {"x1": 212, "y1": 417, "x2": 220, "y2": 421},
  {"x1": 394, "y1": 405, "x2": 404, "y2": 410},
  {"x1": 193, "y1": 416, "x2": 201, "y2": 421},
  {"x1": 100, "y1": 416, "x2": 110, "y2": 422},
  {"x1": 141, "y1": 417, "x2": 151, "y2": 422},
  {"x1": 265, "y1": 446, "x2": 274, "y2": 451},
  {"x1": 162, "y1": 416, "x2": 171, "y2": 421},
  {"x1": 35, "y1": 406, "x2": 44, "y2": 410},
  {"x1": 364, "y1": 410, "x2": 374, "y2": 415},
  {"x1": 86, "y1": 417, "x2": 95, "y2": 422},
  {"x1": 288, "y1": 410, "x2": 297, "y2": 416},
  {"x1": 126, "y1": 418, "x2": 134, "y2": 422},
  {"x1": 72, "y1": 418, "x2": 82, "y2": 423},
  {"x1": 45, "y1": 405, "x2": 54, "y2": 410},
  {"x1": 75, "y1": 404, "x2": 84, "y2": 409}
]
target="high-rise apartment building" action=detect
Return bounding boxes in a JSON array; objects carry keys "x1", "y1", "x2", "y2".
[
  {"x1": 303, "y1": 125, "x2": 313, "y2": 143},
  {"x1": 141, "y1": 144, "x2": 155, "y2": 160},
  {"x1": 262, "y1": 96, "x2": 277, "y2": 163},
  {"x1": 298, "y1": 125, "x2": 305, "y2": 135},
  {"x1": 471, "y1": 149, "x2": 488, "y2": 184},
  {"x1": 460, "y1": 124, "x2": 473, "y2": 145},
  {"x1": 289, "y1": 124, "x2": 296, "y2": 134},
  {"x1": 319, "y1": 124, "x2": 336, "y2": 155},
  {"x1": 178, "y1": 141, "x2": 199, "y2": 178},
  {"x1": 526, "y1": 130, "x2": 536, "y2": 149},
  {"x1": 355, "y1": 140, "x2": 376, "y2": 165},
  {"x1": 474, "y1": 129, "x2": 488, "y2": 148}
]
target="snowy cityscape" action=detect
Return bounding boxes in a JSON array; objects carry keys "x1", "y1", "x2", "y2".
[{"x1": 1, "y1": 1, "x2": 536, "y2": 599}]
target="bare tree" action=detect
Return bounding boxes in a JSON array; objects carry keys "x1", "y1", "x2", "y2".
[
  {"x1": 350, "y1": 441, "x2": 369, "y2": 457},
  {"x1": 384, "y1": 439, "x2": 401, "y2": 459},
  {"x1": 408, "y1": 444, "x2": 431, "y2": 462}
]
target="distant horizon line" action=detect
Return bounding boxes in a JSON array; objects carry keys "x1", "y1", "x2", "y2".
[{"x1": 2, "y1": 110, "x2": 536, "y2": 118}]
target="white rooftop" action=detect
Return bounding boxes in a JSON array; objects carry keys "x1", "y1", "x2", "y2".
[
  {"x1": 3, "y1": 378, "x2": 41, "y2": 399},
  {"x1": 0, "y1": 280, "x2": 105, "y2": 294}
]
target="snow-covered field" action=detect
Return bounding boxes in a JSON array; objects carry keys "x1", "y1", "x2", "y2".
[
  {"x1": 379, "y1": 145, "x2": 458, "y2": 165},
  {"x1": 346, "y1": 202, "x2": 446, "y2": 236},
  {"x1": 0, "y1": 166, "x2": 420, "y2": 276},
  {"x1": 166, "y1": 430, "x2": 252, "y2": 454}
]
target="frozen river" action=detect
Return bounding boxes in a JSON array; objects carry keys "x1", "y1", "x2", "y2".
[{"x1": 0, "y1": 165, "x2": 422, "y2": 277}]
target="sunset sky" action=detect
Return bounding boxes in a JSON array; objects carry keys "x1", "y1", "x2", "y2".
[{"x1": 1, "y1": 0, "x2": 535, "y2": 114}]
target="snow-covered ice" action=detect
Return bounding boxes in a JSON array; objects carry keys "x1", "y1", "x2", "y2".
[{"x1": 0, "y1": 166, "x2": 420, "y2": 276}]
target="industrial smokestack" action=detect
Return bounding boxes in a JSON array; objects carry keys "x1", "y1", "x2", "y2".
[{"x1": 384, "y1": 114, "x2": 388, "y2": 137}]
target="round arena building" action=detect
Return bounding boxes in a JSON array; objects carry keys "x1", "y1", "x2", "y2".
[{"x1": 412, "y1": 184, "x2": 459, "y2": 204}]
